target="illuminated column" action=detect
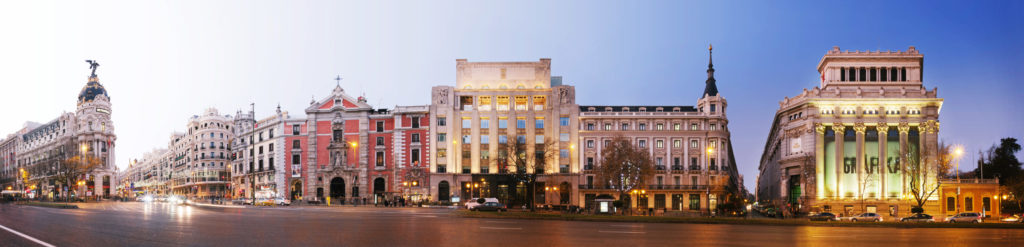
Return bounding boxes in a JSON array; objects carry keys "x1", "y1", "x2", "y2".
[
  {"x1": 832, "y1": 124, "x2": 845, "y2": 197},
  {"x1": 853, "y1": 123, "x2": 866, "y2": 199},
  {"x1": 94, "y1": 172, "x2": 103, "y2": 197},
  {"x1": 815, "y1": 124, "x2": 826, "y2": 199},
  {"x1": 925, "y1": 120, "x2": 939, "y2": 184},
  {"x1": 877, "y1": 123, "x2": 889, "y2": 199},
  {"x1": 898, "y1": 122, "x2": 910, "y2": 197}
]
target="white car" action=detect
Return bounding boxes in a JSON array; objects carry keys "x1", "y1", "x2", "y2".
[
  {"x1": 274, "y1": 197, "x2": 291, "y2": 206},
  {"x1": 946, "y1": 212, "x2": 983, "y2": 223},
  {"x1": 841, "y1": 212, "x2": 883, "y2": 222},
  {"x1": 465, "y1": 198, "x2": 499, "y2": 210}
]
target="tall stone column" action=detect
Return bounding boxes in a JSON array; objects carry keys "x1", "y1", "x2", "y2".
[
  {"x1": 877, "y1": 123, "x2": 889, "y2": 199},
  {"x1": 853, "y1": 123, "x2": 866, "y2": 199},
  {"x1": 94, "y1": 173, "x2": 103, "y2": 197},
  {"x1": 898, "y1": 122, "x2": 910, "y2": 196},
  {"x1": 815, "y1": 124, "x2": 826, "y2": 199},
  {"x1": 832, "y1": 124, "x2": 845, "y2": 198}
]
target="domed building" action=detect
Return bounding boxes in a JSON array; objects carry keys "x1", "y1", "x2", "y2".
[{"x1": 0, "y1": 63, "x2": 118, "y2": 199}]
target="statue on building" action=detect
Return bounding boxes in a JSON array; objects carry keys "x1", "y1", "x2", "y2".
[{"x1": 85, "y1": 60, "x2": 99, "y2": 77}]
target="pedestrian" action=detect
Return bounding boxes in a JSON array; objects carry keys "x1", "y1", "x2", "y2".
[{"x1": 363, "y1": 197, "x2": 367, "y2": 206}]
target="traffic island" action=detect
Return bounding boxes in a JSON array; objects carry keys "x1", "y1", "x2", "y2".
[
  {"x1": 456, "y1": 211, "x2": 1024, "y2": 229},
  {"x1": 16, "y1": 201, "x2": 79, "y2": 209}
]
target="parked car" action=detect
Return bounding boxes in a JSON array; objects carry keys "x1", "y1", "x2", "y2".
[
  {"x1": 808, "y1": 212, "x2": 838, "y2": 221},
  {"x1": 947, "y1": 212, "x2": 983, "y2": 223},
  {"x1": 167, "y1": 195, "x2": 186, "y2": 205},
  {"x1": 274, "y1": 197, "x2": 291, "y2": 206},
  {"x1": 472, "y1": 202, "x2": 507, "y2": 212},
  {"x1": 1000, "y1": 214, "x2": 1022, "y2": 223},
  {"x1": 899, "y1": 213, "x2": 935, "y2": 223},
  {"x1": 841, "y1": 212, "x2": 882, "y2": 222},
  {"x1": 465, "y1": 198, "x2": 499, "y2": 210}
]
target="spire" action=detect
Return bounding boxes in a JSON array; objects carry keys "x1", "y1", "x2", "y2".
[{"x1": 702, "y1": 44, "x2": 719, "y2": 98}]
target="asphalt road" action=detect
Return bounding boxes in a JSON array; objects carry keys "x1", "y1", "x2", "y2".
[{"x1": 1, "y1": 202, "x2": 1023, "y2": 247}]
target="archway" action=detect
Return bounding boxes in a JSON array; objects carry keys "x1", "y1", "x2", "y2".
[
  {"x1": 438, "y1": 181, "x2": 450, "y2": 202},
  {"x1": 291, "y1": 180, "x2": 303, "y2": 201},
  {"x1": 330, "y1": 177, "x2": 345, "y2": 201}
]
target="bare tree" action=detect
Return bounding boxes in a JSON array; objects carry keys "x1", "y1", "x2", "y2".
[
  {"x1": 55, "y1": 154, "x2": 102, "y2": 202},
  {"x1": 500, "y1": 135, "x2": 557, "y2": 211},
  {"x1": 594, "y1": 135, "x2": 654, "y2": 213},
  {"x1": 856, "y1": 163, "x2": 879, "y2": 212},
  {"x1": 904, "y1": 142, "x2": 952, "y2": 213}
]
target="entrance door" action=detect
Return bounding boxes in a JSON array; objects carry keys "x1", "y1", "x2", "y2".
[
  {"x1": 438, "y1": 181, "x2": 450, "y2": 201},
  {"x1": 330, "y1": 177, "x2": 345, "y2": 201},
  {"x1": 373, "y1": 178, "x2": 385, "y2": 203}
]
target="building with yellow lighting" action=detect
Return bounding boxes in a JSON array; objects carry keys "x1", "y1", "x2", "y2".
[{"x1": 757, "y1": 46, "x2": 943, "y2": 218}]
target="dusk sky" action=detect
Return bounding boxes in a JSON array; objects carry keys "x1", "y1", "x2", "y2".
[{"x1": 2, "y1": 0, "x2": 1021, "y2": 192}]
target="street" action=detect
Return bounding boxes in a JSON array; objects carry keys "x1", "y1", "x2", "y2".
[{"x1": 0, "y1": 202, "x2": 1022, "y2": 246}]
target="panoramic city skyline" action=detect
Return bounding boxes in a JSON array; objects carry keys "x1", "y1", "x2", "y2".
[{"x1": 2, "y1": 1, "x2": 1021, "y2": 193}]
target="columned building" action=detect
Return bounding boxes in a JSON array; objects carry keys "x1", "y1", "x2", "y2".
[
  {"x1": 428, "y1": 59, "x2": 580, "y2": 207},
  {"x1": 578, "y1": 47, "x2": 740, "y2": 213},
  {"x1": 757, "y1": 46, "x2": 943, "y2": 218},
  {"x1": 230, "y1": 106, "x2": 292, "y2": 200}
]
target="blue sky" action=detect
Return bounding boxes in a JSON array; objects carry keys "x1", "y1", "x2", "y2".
[{"x1": 1, "y1": 0, "x2": 1021, "y2": 192}]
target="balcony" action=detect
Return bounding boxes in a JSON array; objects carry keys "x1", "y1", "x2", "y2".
[
  {"x1": 655, "y1": 165, "x2": 666, "y2": 171},
  {"x1": 688, "y1": 165, "x2": 700, "y2": 171},
  {"x1": 583, "y1": 164, "x2": 593, "y2": 171},
  {"x1": 436, "y1": 166, "x2": 447, "y2": 173},
  {"x1": 647, "y1": 185, "x2": 708, "y2": 190},
  {"x1": 671, "y1": 165, "x2": 683, "y2": 171},
  {"x1": 559, "y1": 166, "x2": 569, "y2": 174},
  {"x1": 709, "y1": 165, "x2": 718, "y2": 171}
]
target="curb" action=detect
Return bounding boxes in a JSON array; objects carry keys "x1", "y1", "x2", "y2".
[{"x1": 16, "y1": 202, "x2": 79, "y2": 209}]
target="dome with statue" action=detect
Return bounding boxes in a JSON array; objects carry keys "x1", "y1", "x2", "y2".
[{"x1": 78, "y1": 76, "x2": 109, "y2": 105}]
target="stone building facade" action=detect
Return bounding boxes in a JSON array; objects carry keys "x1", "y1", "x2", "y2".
[
  {"x1": 428, "y1": 59, "x2": 580, "y2": 207},
  {"x1": 0, "y1": 68, "x2": 119, "y2": 199},
  {"x1": 230, "y1": 106, "x2": 293, "y2": 200},
  {"x1": 757, "y1": 46, "x2": 943, "y2": 218},
  {"x1": 577, "y1": 48, "x2": 740, "y2": 213},
  {"x1": 168, "y1": 108, "x2": 234, "y2": 198}
]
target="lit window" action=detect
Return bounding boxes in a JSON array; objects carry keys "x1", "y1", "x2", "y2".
[
  {"x1": 560, "y1": 117, "x2": 569, "y2": 126},
  {"x1": 560, "y1": 133, "x2": 569, "y2": 142}
]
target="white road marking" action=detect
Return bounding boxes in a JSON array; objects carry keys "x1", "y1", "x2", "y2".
[
  {"x1": 609, "y1": 224, "x2": 641, "y2": 227},
  {"x1": 480, "y1": 227, "x2": 522, "y2": 230},
  {"x1": 598, "y1": 230, "x2": 645, "y2": 234},
  {"x1": 484, "y1": 221, "x2": 517, "y2": 224},
  {"x1": 0, "y1": 223, "x2": 56, "y2": 247}
]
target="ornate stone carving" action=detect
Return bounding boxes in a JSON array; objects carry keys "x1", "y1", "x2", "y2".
[
  {"x1": 898, "y1": 122, "x2": 910, "y2": 134},
  {"x1": 925, "y1": 120, "x2": 939, "y2": 134},
  {"x1": 814, "y1": 123, "x2": 826, "y2": 134},
  {"x1": 876, "y1": 123, "x2": 889, "y2": 133},
  {"x1": 559, "y1": 87, "x2": 571, "y2": 104},
  {"x1": 853, "y1": 123, "x2": 867, "y2": 134},
  {"x1": 435, "y1": 88, "x2": 449, "y2": 105},
  {"x1": 831, "y1": 123, "x2": 845, "y2": 133}
]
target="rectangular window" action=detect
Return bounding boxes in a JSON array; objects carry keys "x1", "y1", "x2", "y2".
[
  {"x1": 559, "y1": 133, "x2": 569, "y2": 142},
  {"x1": 656, "y1": 123, "x2": 664, "y2": 130},
  {"x1": 621, "y1": 123, "x2": 629, "y2": 130},
  {"x1": 462, "y1": 119, "x2": 471, "y2": 129},
  {"x1": 514, "y1": 96, "x2": 528, "y2": 111},
  {"x1": 535, "y1": 135, "x2": 545, "y2": 144},
  {"x1": 674, "y1": 140, "x2": 681, "y2": 148},
  {"x1": 604, "y1": 124, "x2": 611, "y2": 131},
  {"x1": 532, "y1": 96, "x2": 545, "y2": 111},
  {"x1": 411, "y1": 133, "x2": 420, "y2": 143},
  {"x1": 638, "y1": 140, "x2": 646, "y2": 148},
  {"x1": 437, "y1": 149, "x2": 446, "y2": 158},
  {"x1": 983, "y1": 197, "x2": 991, "y2": 212},
  {"x1": 437, "y1": 117, "x2": 447, "y2": 126},
  {"x1": 462, "y1": 135, "x2": 471, "y2": 144},
  {"x1": 586, "y1": 158, "x2": 594, "y2": 170},
  {"x1": 690, "y1": 140, "x2": 699, "y2": 148},
  {"x1": 461, "y1": 96, "x2": 474, "y2": 111},
  {"x1": 535, "y1": 118, "x2": 544, "y2": 129},
  {"x1": 560, "y1": 149, "x2": 569, "y2": 158},
  {"x1": 689, "y1": 194, "x2": 700, "y2": 210},
  {"x1": 560, "y1": 117, "x2": 569, "y2": 126},
  {"x1": 292, "y1": 125, "x2": 300, "y2": 135},
  {"x1": 710, "y1": 124, "x2": 717, "y2": 131},
  {"x1": 481, "y1": 135, "x2": 490, "y2": 144},
  {"x1": 710, "y1": 104, "x2": 716, "y2": 112},
  {"x1": 586, "y1": 140, "x2": 594, "y2": 148},
  {"x1": 496, "y1": 96, "x2": 510, "y2": 111},
  {"x1": 376, "y1": 137, "x2": 384, "y2": 145},
  {"x1": 481, "y1": 119, "x2": 490, "y2": 129},
  {"x1": 946, "y1": 197, "x2": 955, "y2": 211},
  {"x1": 656, "y1": 140, "x2": 664, "y2": 148},
  {"x1": 965, "y1": 197, "x2": 974, "y2": 211},
  {"x1": 292, "y1": 154, "x2": 300, "y2": 165},
  {"x1": 376, "y1": 151, "x2": 385, "y2": 167},
  {"x1": 411, "y1": 149, "x2": 420, "y2": 165},
  {"x1": 478, "y1": 96, "x2": 492, "y2": 111},
  {"x1": 517, "y1": 135, "x2": 526, "y2": 144},
  {"x1": 498, "y1": 135, "x2": 508, "y2": 144},
  {"x1": 498, "y1": 119, "x2": 508, "y2": 129},
  {"x1": 411, "y1": 117, "x2": 420, "y2": 128},
  {"x1": 376, "y1": 121, "x2": 385, "y2": 132},
  {"x1": 517, "y1": 119, "x2": 526, "y2": 129},
  {"x1": 690, "y1": 123, "x2": 698, "y2": 130},
  {"x1": 638, "y1": 123, "x2": 647, "y2": 130},
  {"x1": 674, "y1": 123, "x2": 681, "y2": 130},
  {"x1": 293, "y1": 140, "x2": 301, "y2": 149},
  {"x1": 437, "y1": 133, "x2": 446, "y2": 142},
  {"x1": 586, "y1": 123, "x2": 594, "y2": 130}
]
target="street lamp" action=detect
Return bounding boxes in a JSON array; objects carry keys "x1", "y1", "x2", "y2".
[{"x1": 952, "y1": 145, "x2": 964, "y2": 214}]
